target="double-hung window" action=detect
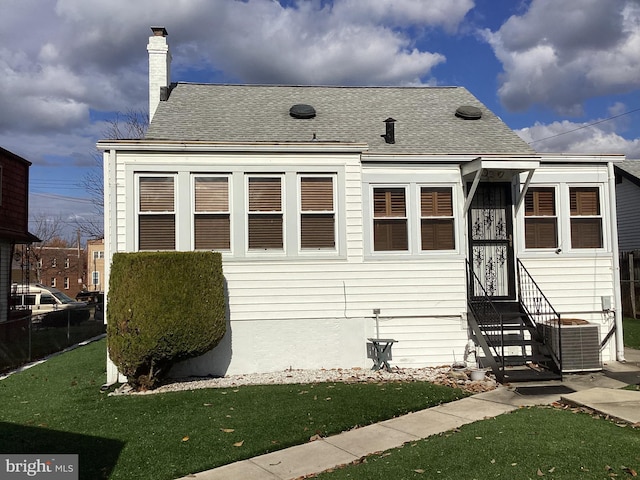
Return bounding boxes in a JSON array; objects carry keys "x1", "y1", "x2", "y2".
[
  {"x1": 420, "y1": 187, "x2": 455, "y2": 250},
  {"x1": 138, "y1": 176, "x2": 175, "y2": 250},
  {"x1": 248, "y1": 176, "x2": 283, "y2": 250},
  {"x1": 373, "y1": 187, "x2": 408, "y2": 251},
  {"x1": 570, "y1": 187, "x2": 602, "y2": 248},
  {"x1": 524, "y1": 187, "x2": 557, "y2": 248},
  {"x1": 300, "y1": 176, "x2": 335, "y2": 249},
  {"x1": 194, "y1": 176, "x2": 230, "y2": 250}
]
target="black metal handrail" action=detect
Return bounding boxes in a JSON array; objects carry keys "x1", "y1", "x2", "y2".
[
  {"x1": 516, "y1": 259, "x2": 562, "y2": 370},
  {"x1": 466, "y1": 260, "x2": 505, "y2": 376}
]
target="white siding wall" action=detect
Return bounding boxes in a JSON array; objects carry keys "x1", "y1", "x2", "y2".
[
  {"x1": 105, "y1": 150, "x2": 621, "y2": 379},
  {"x1": 616, "y1": 176, "x2": 640, "y2": 251},
  {"x1": 516, "y1": 164, "x2": 619, "y2": 362}
]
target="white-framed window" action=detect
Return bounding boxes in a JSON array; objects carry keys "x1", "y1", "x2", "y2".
[
  {"x1": 570, "y1": 186, "x2": 602, "y2": 249},
  {"x1": 64, "y1": 277, "x2": 69, "y2": 289},
  {"x1": 420, "y1": 187, "x2": 455, "y2": 250},
  {"x1": 137, "y1": 175, "x2": 176, "y2": 250},
  {"x1": 50, "y1": 277, "x2": 56, "y2": 288},
  {"x1": 373, "y1": 186, "x2": 408, "y2": 251},
  {"x1": 247, "y1": 175, "x2": 283, "y2": 250},
  {"x1": 92, "y1": 271, "x2": 100, "y2": 286},
  {"x1": 64, "y1": 258, "x2": 70, "y2": 268},
  {"x1": 193, "y1": 175, "x2": 231, "y2": 251},
  {"x1": 51, "y1": 258, "x2": 57, "y2": 267},
  {"x1": 93, "y1": 251, "x2": 104, "y2": 260},
  {"x1": 299, "y1": 175, "x2": 336, "y2": 250},
  {"x1": 524, "y1": 187, "x2": 557, "y2": 249}
]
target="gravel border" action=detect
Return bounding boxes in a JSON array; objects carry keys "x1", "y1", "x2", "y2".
[{"x1": 110, "y1": 365, "x2": 498, "y2": 395}]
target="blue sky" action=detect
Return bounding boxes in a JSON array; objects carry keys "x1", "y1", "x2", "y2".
[{"x1": 0, "y1": 0, "x2": 639, "y2": 241}]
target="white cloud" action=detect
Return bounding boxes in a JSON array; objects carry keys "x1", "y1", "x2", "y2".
[
  {"x1": 517, "y1": 119, "x2": 640, "y2": 159},
  {"x1": 0, "y1": 0, "x2": 472, "y2": 138},
  {"x1": 483, "y1": 0, "x2": 640, "y2": 114}
]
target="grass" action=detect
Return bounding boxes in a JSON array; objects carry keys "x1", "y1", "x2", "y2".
[
  {"x1": 316, "y1": 406, "x2": 640, "y2": 479},
  {"x1": 0, "y1": 318, "x2": 105, "y2": 373},
  {"x1": 0, "y1": 339, "x2": 466, "y2": 480},
  {"x1": 314, "y1": 320, "x2": 640, "y2": 479},
  {"x1": 624, "y1": 317, "x2": 640, "y2": 349}
]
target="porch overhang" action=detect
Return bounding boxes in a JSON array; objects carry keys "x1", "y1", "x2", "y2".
[{"x1": 461, "y1": 156, "x2": 541, "y2": 214}]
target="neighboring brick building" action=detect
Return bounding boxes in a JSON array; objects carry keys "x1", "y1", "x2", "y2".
[
  {"x1": 0, "y1": 146, "x2": 39, "y2": 322},
  {"x1": 26, "y1": 246, "x2": 86, "y2": 295},
  {"x1": 86, "y1": 238, "x2": 105, "y2": 292}
]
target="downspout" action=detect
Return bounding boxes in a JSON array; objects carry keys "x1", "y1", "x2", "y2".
[{"x1": 608, "y1": 161, "x2": 625, "y2": 362}]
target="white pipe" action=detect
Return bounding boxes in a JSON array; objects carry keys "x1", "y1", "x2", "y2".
[{"x1": 608, "y1": 161, "x2": 625, "y2": 362}]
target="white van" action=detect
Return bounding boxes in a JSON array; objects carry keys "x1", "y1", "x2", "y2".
[{"x1": 10, "y1": 283, "x2": 90, "y2": 325}]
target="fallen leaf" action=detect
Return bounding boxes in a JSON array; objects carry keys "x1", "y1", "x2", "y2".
[
  {"x1": 182, "y1": 436, "x2": 189, "y2": 442},
  {"x1": 491, "y1": 459, "x2": 496, "y2": 464},
  {"x1": 475, "y1": 436, "x2": 482, "y2": 440},
  {"x1": 511, "y1": 463, "x2": 518, "y2": 466},
  {"x1": 537, "y1": 468, "x2": 544, "y2": 476},
  {"x1": 203, "y1": 403, "x2": 212, "y2": 406},
  {"x1": 413, "y1": 469, "x2": 425, "y2": 474},
  {"x1": 548, "y1": 467, "x2": 556, "y2": 473},
  {"x1": 220, "y1": 428, "x2": 235, "y2": 433},
  {"x1": 233, "y1": 440, "x2": 244, "y2": 447},
  {"x1": 325, "y1": 397, "x2": 332, "y2": 401},
  {"x1": 309, "y1": 434, "x2": 321, "y2": 442},
  {"x1": 623, "y1": 467, "x2": 638, "y2": 477}
]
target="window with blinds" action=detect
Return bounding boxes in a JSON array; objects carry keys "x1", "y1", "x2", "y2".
[
  {"x1": 570, "y1": 187, "x2": 602, "y2": 248},
  {"x1": 248, "y1": 176, "x2": 283, "y2": 249},
  {"x1": 194, "y1": 176, "x2": 230, "y2": 250},
  {"x1": 300, "y1": 176, "x2": 335, "y2": 249},
  {"x1": 524, "y1": 187, "x2": 557, "y2": 248},
  {"x1": 373, "y1": 187, "x2": 407, "y2": 251},
  {"x1": 420, "y1": 187, "x2": 455, "y2": 250},
  {"x1": 138, "y1": 176, "x2": 175, "y2": 250}
]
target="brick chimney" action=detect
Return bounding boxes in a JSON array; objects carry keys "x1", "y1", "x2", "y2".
[{"x1": 147, "y1": 26, "x2": 171, "y2": 122}]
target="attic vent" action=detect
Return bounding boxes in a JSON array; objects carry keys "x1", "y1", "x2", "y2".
[
  {"x1": 289, "y1": 104, "x2": 316, "y2": 119},
  {"x1": 455, "y1": 105, "x2": 482, "y2": 120}
]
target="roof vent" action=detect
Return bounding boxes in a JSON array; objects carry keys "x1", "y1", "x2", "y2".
[
  {"x1": 289, "y1": 104, "x2": 316, "y2": 119},
  {"x1": 455, "y1": 105, "x2": 482, "y2": 120},
  {"x1": 381, "y1": 117, "x2": 396, "y2": 144}
]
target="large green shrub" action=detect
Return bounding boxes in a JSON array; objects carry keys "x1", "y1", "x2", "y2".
[{"x1": 107, "y1": 251, "x2": 226, "y2": 390}]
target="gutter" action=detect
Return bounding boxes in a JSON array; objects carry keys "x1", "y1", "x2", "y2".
[{"x1": 608, "y1": 160, "x2": 625, "y2": 362}]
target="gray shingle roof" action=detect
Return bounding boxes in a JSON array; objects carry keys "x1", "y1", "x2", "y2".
[
  {"x1": 617, "y1": 160, "x2": 640, "y2": 180},
  {"x1": 145, "y1": 83, "x2": 535, "y2": 155}
]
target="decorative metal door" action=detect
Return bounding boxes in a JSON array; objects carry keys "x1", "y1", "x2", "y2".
[{"x1": 468, "y1": 183, "x2": 515, "y2": 299}]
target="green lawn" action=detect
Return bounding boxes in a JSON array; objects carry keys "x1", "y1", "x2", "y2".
[
  {"x1": 624, "y1": 317, "x2": 640, "y2": 349},
  {"x1": 315, "y1": 323, "x2": 640, "y2": 479},
  {"x1": 316, "y1": 406, "x2": 640, "y2": 480},
  {"x1": 0, "y1": 339, "x2": 466, "y2": 480}
]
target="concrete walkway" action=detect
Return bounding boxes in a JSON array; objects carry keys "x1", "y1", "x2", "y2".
[{"x1": 178, "y1": 349, "x2": 640, "y2": 480}]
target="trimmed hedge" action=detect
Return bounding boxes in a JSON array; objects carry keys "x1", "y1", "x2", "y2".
[{"x1": 107, "y1": 251, "x2": 226, "y2": 390}]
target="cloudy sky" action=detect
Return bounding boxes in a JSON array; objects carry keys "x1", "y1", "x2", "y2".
[{"x1": 1, "y1": 0, "x2": 639, "y2": 239}]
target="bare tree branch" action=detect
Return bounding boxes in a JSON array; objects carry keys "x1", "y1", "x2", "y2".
[
  {"x1": 75, "y1": 109, "x2": 148, "y2": 238},
  {"x1": 29, "y1": 213, "x2": 75, "y2": 281}
]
